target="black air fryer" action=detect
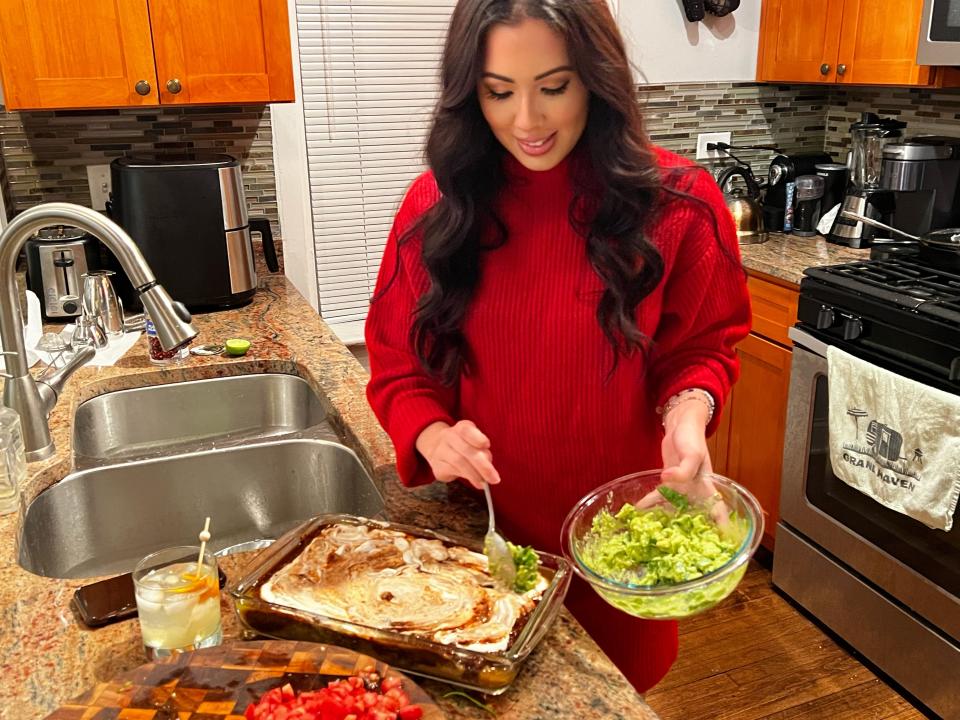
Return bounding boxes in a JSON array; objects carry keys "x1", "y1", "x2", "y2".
[{"x1": 107, "y1": 153, "x2": 279, "y2": 311}]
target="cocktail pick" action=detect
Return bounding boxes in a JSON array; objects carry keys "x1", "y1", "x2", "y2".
[{"x1": 196, "y1": 517, "x2": 211, "y2": 571}]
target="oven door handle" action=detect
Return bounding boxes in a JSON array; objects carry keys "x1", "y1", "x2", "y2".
[{"x1": 788, "y1": 326, "x2": 829, "y2": 357}]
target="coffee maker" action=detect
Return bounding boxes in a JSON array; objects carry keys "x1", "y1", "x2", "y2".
[
  {"x1": 881, "y1": 136, "x2": 960, "y2": 236},
  {"x1": 827, "y1": 113, "x2": 906, "y2": 248},
  {"x1": 763, "y1": 151, "x2": 833, "y2": 232}
]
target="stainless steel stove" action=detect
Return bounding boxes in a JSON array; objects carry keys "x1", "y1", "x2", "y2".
[{"x1": 774, "y1": 258, "x2": 960, "y2": 720}]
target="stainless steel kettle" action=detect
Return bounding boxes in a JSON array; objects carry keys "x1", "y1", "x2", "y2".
[{"x1": 716, "y1": 165, "x2": 768, "y2": 245}]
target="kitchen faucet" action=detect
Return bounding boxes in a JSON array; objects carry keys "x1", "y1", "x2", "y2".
[{"x1": 0, "y1": 203, "x2": 198, "y2": 461}]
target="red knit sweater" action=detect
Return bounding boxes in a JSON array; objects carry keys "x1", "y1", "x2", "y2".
[{"x1": 365, "y1": 146, "x2": 751, "y2": 692}]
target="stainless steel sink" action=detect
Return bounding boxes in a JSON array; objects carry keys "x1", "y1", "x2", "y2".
[
  {"x1": 18, "y1": 439, "x2": 384, "y2": 579},
  {"x1": 73, "y1": 374, "x2": 328, "y2": 463}
]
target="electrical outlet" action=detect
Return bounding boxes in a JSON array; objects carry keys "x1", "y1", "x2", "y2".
[
  {"x1": 695, "y1": 132, "x2": 732, "y2": 161},
  {"x1": 86, "y1": 164, "x2": 112, "y2": 211}
]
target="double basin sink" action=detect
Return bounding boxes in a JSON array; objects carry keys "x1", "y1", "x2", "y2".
[{"x1": 18, "y1": 373, "x2": 385, "y2": 579}]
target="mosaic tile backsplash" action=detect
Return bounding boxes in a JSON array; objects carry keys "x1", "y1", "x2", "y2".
[
  {"x1": 0, "y1": 104, "x2": 279, "y2": 236},
  {"x1": 639, "y1": 81, "x2": 831, "y2": 183},
  {"x1": 825, "y1": 86, "x2": 960, "y2": 158},
  {"x1": 1, "y1": 83, "x2": 959, "y2": 229}
]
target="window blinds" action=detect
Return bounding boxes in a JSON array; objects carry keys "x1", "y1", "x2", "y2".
[{"x1": 295, "y1": 0, "x2": 458, "y2": 344}]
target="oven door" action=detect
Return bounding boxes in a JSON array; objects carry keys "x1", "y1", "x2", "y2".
[
  {"x1": 918, "y1": 0, "x2": 960, "y2": 64},
  {"x1": 779, "y1": 326, "x2": 960, "y2": 643}
]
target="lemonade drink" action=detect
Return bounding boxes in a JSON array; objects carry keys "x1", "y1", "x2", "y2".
[{"x1": 133, "y1": 547, "x2": 222, "y2": 658}]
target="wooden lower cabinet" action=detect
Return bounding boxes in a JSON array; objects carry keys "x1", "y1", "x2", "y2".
[{"x1": 712, "y1": 332, "x2": 793, "y2": 550}]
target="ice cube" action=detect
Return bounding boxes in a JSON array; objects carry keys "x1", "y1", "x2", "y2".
[
  {"x1": 162, "y1": 594, "x2": 196, "y2": 620},
  {"x1": 135, "y1": 597, "x2": 163, "y2": 616},
  {"x1": 137, "y1": 587, "x2": 166, "y2": 604}
]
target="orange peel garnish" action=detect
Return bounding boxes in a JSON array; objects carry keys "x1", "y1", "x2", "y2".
[{"x1": 170, "y1": 569, "x2": 218, "y2": 595}]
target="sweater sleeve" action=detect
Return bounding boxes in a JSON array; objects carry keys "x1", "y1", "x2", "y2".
[
  {"x1": 365, "y1": 175, "x2": 455, "y2": 487},
  {"x1": 649, "y1": 168, "x2": 752, "y2": 436}
]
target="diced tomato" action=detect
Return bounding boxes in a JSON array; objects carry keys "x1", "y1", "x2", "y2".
[{"x1": 243, "y1": 671, "x2": 422, "y2": 720}]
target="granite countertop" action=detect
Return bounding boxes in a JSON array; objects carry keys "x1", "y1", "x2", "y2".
[
  {"x1": 739, "y1": 232, "x2": 871, "y2": 286},
  {"x1": 0, "y1": 268, "x2": 657, "y2": 719}
]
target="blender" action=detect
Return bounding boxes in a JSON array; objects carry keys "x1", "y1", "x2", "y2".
[{"x1": 827, "y1": 112, "x2": 906, "y2": 248}]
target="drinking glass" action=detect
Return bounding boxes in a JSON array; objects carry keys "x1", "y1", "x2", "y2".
[
  {"x1": 0, "y1": 407, "x2": 27, "y2": 516},
  {"x1": 133, "y1": 545, "x2": 222, "y2": 658}
]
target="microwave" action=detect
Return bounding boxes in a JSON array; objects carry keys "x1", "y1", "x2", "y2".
[{"x1": 918, "y1": 0, "x2": 960, "y2": 64}]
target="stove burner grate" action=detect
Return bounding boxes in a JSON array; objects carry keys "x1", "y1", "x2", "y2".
[{"x1": 805, "y1": 260, "x2": 960, "y2": 321}]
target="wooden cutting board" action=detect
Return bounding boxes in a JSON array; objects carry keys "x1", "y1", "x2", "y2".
[{"x1": 46, "y1": 639, "x2": 445, "y2": 719}]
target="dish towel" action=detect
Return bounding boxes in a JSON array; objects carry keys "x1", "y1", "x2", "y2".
[{"x1": 827, "y1": 345, "x2": 960, "y2": 531}]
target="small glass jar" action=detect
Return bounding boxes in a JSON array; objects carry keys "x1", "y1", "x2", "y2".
[{"x1": 146, "y1": 317, "x2": 189, "y2": 365}]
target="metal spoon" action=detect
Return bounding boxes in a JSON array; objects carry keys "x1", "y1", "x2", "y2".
[
  {"x1": 482, "y1": 481, "x2": 516, "y2": 589},
  {"x1": 839, "y1": 210, "x2": 920, "y2": 241}
]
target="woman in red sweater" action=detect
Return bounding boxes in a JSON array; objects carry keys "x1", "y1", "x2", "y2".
[{"x1": 365, "y1": 0, "x2": 751, "y2": 692}]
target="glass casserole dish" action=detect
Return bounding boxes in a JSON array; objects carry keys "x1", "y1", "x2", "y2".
[{"x1": 228, "y1": 514, "x2": 572, "y2": 694}]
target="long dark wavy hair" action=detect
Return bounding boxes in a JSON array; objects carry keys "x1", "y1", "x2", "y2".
[{"x1": 398, "y1": 0, "x2": 670, "y2": 384}]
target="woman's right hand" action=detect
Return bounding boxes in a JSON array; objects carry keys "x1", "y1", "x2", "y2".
[{"x1": 415, "y1": 420, "x2": 501, "y2": 490}]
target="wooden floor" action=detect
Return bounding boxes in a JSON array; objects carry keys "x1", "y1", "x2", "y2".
[{"x1": 644, "y1": 558, "x2": 933, "y2": 720}]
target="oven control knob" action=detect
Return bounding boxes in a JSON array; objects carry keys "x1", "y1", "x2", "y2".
[
  {"x1": 816, "y1": 305, "x2": 836, "y2": 329},
  {"x1": 843, "y1": 316, "x2": 863, "y2": 340}
]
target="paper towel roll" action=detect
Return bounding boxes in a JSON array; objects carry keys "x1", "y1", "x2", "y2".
[{"x1": 0, "y1": 291, "x2": 41, "y2": 370}]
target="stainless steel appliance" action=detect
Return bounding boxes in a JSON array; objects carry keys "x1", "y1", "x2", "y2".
[
  {"x1": 918, "y1": 0, "x2": 960, "y2": 64},
  {"x1": 775, "y1": 259, "x2": 960, "y2": 719},
  {"x1": 827, "y1": 113, "x2": 906, "y2": 248},
  {"x1": 882, "y1": 136, "x2": 960, "y2": 237},
  {"x1": 25, "y1": 226, "x2": 101, "y2": 321},
  {"x1": 107, "y1": 153, "x2": 279, "y2": 311}
]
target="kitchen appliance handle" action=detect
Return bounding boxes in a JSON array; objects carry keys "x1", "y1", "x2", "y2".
[
  {"x1": 250, "y1": 218, "x2": 279, "y2": 273},
  {"x1": 788, "y1": 326, "x2": 829, "y2": 357},
  {"x1": 716, "y1": 165, "x2": 761, "y2": 199},
  {"x1": 839, "y1": 210, "x2": 920, "y2": 241}
]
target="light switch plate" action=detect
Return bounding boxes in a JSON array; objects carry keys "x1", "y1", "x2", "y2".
[
  {"x1": 86, "y1": 164, "x2": 112, "y2": 211},
  {"x1": 695, "y1": 132, "x2": 732, "y2": 160}
]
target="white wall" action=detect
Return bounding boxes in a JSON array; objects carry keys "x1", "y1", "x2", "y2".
[
  {"x1": 273, "y1": 0, "x2": 319, "y2": 314},
  {"x1": 619, "y1": 1, "x2": 760, "y2": 84}
]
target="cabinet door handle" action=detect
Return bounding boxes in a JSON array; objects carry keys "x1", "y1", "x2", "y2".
[
  {"x1": 837, "y1": 64, "x2": 847, "y2": 76},
  {"x1": 166, "y1": 78, "x2": 183, "y2": 94},
  {"x1": 134, "y1": 80, "x2": 151, "y2": 96},
  {"x1": 820, "y1": 63, "x2": 831, "y2": 75}
]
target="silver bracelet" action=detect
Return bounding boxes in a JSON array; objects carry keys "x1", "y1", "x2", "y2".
[{"x1": 659, "y1": 388, "x2": 716, "y2": 428}]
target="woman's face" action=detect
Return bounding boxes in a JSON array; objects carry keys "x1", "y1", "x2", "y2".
[{"x1": 478, "y1": 18, "x2": 589, "y2": 172}]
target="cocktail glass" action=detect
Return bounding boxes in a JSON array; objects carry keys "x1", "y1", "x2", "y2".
[{"x1": 133, "y1": 545, "x2": 222, "y2": 658}]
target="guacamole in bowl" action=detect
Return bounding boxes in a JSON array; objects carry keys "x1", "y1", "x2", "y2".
[{"x1": 561, "y1": 471, "x2": 763, "y2": 620}]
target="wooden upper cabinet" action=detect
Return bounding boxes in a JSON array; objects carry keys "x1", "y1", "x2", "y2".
[
  {"x1": 758, "y1": 0, "x2": 844, "y2": 83},
  {"x1": 758, "y1": 0, "x2": 947, "y2": 87},
  {"x1": 149, "y1": 0, "x2": 295, "y2": 105},
  {"x1": 0, "y1": 0, "x2": 159, "y2": 110},
  {"x1": 0, "y1": 0, "x2": 294, "y2": 109},
  {"x1": 837, "y1": 0, "x2": 933, "y2": 85}
]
